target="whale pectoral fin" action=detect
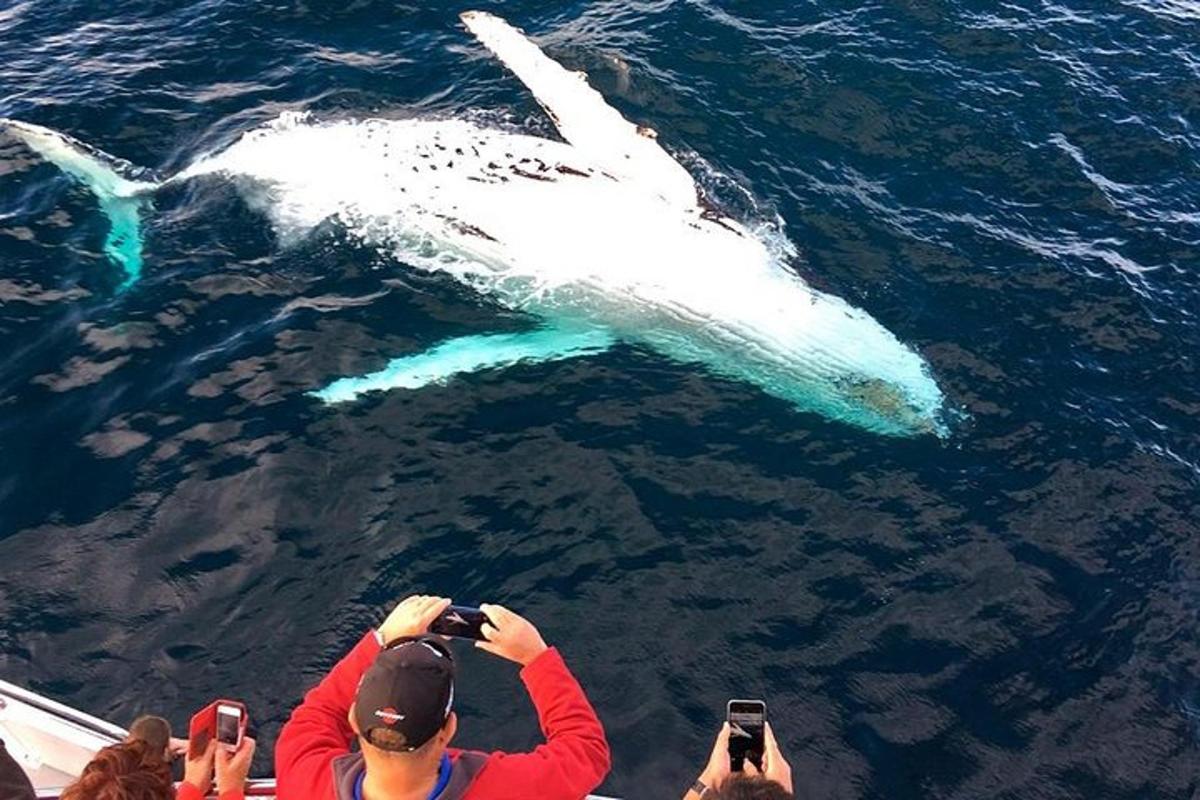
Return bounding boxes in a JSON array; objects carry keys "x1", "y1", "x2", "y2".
[
  {"x1": 311, "y1": 326, "x2": 615, "y2": 403},
  {"x1": 460, "y1": 10, "x2": 698, "y2": 208}
]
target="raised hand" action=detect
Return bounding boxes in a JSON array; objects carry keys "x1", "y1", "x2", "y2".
[
  {"x1": 183, "y1": 738, "x2": 216, "y2": 796},
  {"x1": 378, "y1": 595, "x2": 451, "y2": 645},
  {"x1": 697, "y1": 722, "x2": 733, "y2": 790},
  {"x1": 167, "y1": 736, "x2": 189, "y2": 762},
  {"x1": 743, "y1": 722, "x2": 793, "y2": 794},
  {"x1": 475, "y1": 604, "x2": 548, "y2": 666},
  {"x1": 216, "y1": 736, "x2": 257, "y2": 795}
]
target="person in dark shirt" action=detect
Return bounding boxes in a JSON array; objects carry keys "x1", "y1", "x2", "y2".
[{"x1": 0, "y1": 738, "x2": 35, "y2": 800}]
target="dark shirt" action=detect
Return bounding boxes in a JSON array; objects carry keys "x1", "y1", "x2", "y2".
[{"x1": 0, "y1": 739, "x2": 35, "y2": 800}]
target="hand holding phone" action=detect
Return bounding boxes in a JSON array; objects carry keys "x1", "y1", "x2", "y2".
[
  {"x1": 378, "y1": 595, "x2": 452, "y2": 644},
  {"x1": 696, "y1": 722, "x2": 735, "y2": 790},
  {"x1": 758, "y1": 722, "x2": 794, "y2": 795},
  {"x1": 475, "y1": 604, "x2": 548, "y2": 666},
  {"x1": 189, "y1": 700, "x2": 248, "y2": 757},
  {"x1": 428, "y1": 605, "x2": 493, "y2": 640},
  {"x1": 215, "y1": 735, "x2": 257, "y2": 796},
  {"x1": 727, "y1": 699, "x2": 766, "y2": 773}
]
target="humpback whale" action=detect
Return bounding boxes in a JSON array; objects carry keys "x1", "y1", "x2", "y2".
[{"x1": 1, "y1": 11, "x2": 946, "y2": 436}]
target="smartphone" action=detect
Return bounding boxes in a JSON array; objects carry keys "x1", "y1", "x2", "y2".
[
  {"x1": 216, "y1": 703, "x2": 244, "y2": 751},
  {"x1": 428, "y1": 605, "x2": 492, "y2": 640},
  {"x1": 189, "y1": 700, "x2": 247, "y2": 757},
  {"x1": 727, "y1": 699, "x2": 766, "y2": 772}
]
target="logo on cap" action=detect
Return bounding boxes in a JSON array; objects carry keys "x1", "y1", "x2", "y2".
[{"x1": 374, "y1": 707, "x2": 406, "y2": 725}]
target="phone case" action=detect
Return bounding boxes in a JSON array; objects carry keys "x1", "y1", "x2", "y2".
[{"x1": 187, "y1": 701, "x2": 218, "y2": 757}]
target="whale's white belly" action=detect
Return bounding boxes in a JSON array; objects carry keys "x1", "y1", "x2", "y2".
[{"x1": 182, "y1": 116, "x2": 769, "y2": 304}]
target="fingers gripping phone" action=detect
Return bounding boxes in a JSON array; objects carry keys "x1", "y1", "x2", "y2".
[
  {"x1": 727, "y1": 699, "x2": 766, "y2": 772},
  {"x1": 428, "y1": 605, "x2": 492, "y2": 640}
]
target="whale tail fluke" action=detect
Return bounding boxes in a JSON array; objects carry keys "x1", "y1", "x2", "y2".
[{"x1": 2, "y1": 119, "x2": 159, "y2": 288}]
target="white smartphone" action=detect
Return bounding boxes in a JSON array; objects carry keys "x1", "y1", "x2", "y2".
[{"x1": 215, "y1": 703, "x2": 243, "y2": 751}]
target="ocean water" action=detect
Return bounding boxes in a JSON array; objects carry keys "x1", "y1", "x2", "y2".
[{"x1": 1, "y1": 0, "x2": 1198, "y2": 797}]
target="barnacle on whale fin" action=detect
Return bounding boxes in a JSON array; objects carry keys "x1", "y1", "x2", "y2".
[{"x1": 830, "y1": 373, "x2": 946, "y2": 436}]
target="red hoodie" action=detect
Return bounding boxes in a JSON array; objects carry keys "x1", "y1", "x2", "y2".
[
  {"x1": 176, "y1": 782, "x2": 240, "y2": 800},
  {"x1": 275, "y1": 631, "x2": 611, "y2": 800}
]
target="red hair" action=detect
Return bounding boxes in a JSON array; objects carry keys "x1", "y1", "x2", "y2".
[{"x1": 60, "y1": 740, "x2": 174, "y2": 800}]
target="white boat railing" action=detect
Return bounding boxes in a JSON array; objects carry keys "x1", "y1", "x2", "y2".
[{"x1": 1, "y1": 678, "x2": 619, "y2": 800}]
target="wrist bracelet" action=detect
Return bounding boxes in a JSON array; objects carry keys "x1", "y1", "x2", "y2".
[{"x1": 691, "y1": 778, "x2": 712, "y2": 798}]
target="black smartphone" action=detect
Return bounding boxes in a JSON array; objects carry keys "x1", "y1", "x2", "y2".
[
  {"x1": 428, "y1": 605, "x2": 492, "y2": 640},
  {"x1": 727, "y1": 699, "x2": 766, "y2": 772}
]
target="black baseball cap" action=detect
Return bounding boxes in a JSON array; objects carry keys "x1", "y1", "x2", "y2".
[{"x1": 354, "y1": 636, "x2": 455, "y2": 752}]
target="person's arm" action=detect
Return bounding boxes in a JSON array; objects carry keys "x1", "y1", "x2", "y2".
[
  {"x1": 274, "y1": 596, "x2": 450, "y2": 797},
  {"x1": 682, "y1": 724, "x2": 730, "y2": 800},
  {"x1": 181, "y1": 739, "x2": 216, "y2": 800},
  {"x1": 742, "y1": 722, "x2": 793, "y2": 796},
  {"x1": 211, "y1": 735, "x2": 257, "y2": 800},
  {"x1": 467, "y1": 605, "x2": 611, "y2": 800},
  {"x1": 177, "y1": 781, "x2": 245, "y2": 800},
  {"x1": 273, "y1": 629, "x2": 380, "y2": 796}
]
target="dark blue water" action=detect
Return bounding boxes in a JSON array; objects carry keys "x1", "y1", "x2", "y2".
[{"x1": 2, "y1": 1, "x2": 1199, "y2": 797}]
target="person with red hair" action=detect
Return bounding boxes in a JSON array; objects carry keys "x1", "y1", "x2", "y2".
[
  {"x1": 58, "y1": 733, "x2": 256, "y2": 800},
  {"x1": 59, "y1": 739, "x2": 172, "y2": 800}
]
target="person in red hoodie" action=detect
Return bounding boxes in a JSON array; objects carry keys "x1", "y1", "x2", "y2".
[{"x1": 275, "y1": 594, "x2": 611, "y2": 800}]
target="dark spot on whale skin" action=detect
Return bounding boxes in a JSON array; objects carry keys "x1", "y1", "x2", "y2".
[
  {"x1": 520, "y1": 158, "x2": 531, "y2": 164},
  {"x1": 700, "y1": 207, "x2": 743, "y2": 236},
  {"x1": 555, "y1": 164, "x2": 589, "y2": 178},
  {"x1": 455, "y1": 148, "x2": 463, "y2": 155},
  {"x1": 412, "y1": 166, "x2": 419, "y2": 172},
  {"x1": 435, "y1": 214, "x2": 499, "y2": 242},
  {"x1": 512, "y1": 165, "x2": 554, "y2": 182},
  {"x1": 435, "y1": 143, "x2": 446, "y2": 151},
  {"x1": 488, "y1": 162, "x2": 500, "y2": 169},
  {"x1": 457, "y1": 222, "x2": 497, "y2": 241},
  {"x1": 447, "y1": 161, "x2": 454, "y2": 168},
  {"x1": 471, "y1": 146, "x2": 479, "y2": 156}
]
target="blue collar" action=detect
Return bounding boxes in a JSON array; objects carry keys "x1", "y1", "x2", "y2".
[{"x1": 354, "y1": 753, "x2": 453, "y2": 800}]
